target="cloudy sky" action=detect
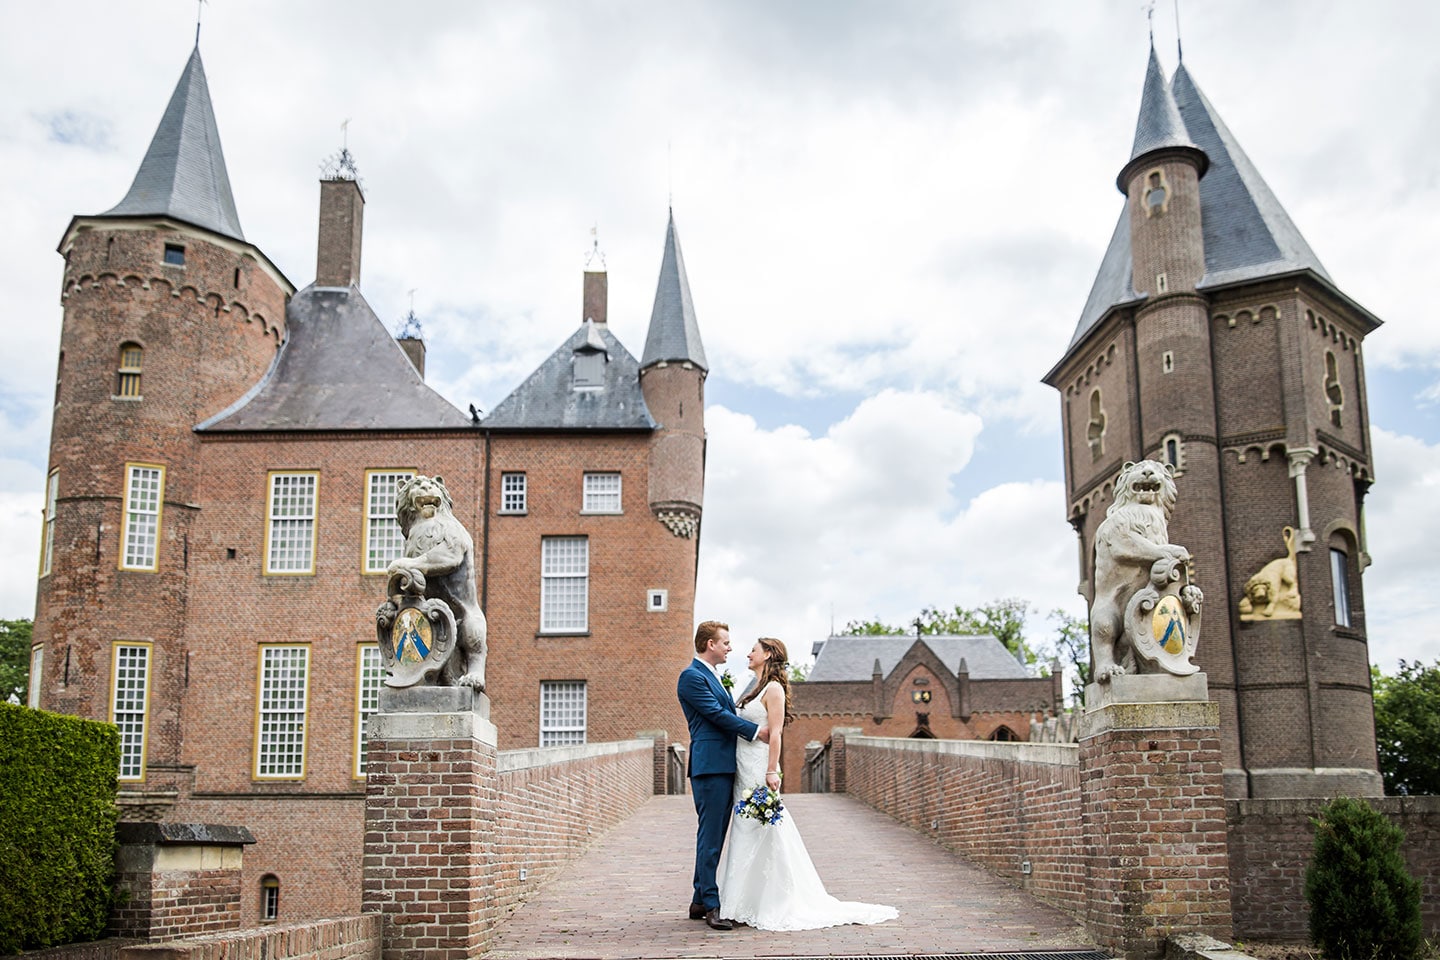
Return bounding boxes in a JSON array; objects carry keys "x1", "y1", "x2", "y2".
[{"x1": 2, "y1": 2, "x2": 1438, "y2": 680}]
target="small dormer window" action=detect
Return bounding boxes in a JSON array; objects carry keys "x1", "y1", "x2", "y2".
[
  {"x1": 163, "y1": 244, "x2": 185, "y2": 266},
  {"x1": 574, "y1": 351, "x2": 605, "y2": 390}
]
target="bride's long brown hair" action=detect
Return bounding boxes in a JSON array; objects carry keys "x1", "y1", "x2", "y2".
[{"x1": 738, "y1": 637, "x2": 794, "y2": 726}]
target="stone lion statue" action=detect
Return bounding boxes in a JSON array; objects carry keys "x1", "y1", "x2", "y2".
[
  {"x1": 385, "y1": 475, "x2": 487, "y2": 689},
  {"x1": 1090, "y1": 459, "x2": 1197, "y2": 682},
  {"x1": 1238, "y1": 526, "x2": 1302, "y2": 620}
]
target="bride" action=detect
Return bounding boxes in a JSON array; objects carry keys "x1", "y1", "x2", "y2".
[{"x1": 717, "y1": 636, "x2": 898, "y2": 930}]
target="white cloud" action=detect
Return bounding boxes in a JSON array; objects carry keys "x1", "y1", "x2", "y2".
[
  {"x1": 1363, "y1": 427, "x2": 1440, "y2": 671},
  {"x1": 696, "y1": 392, "x2": 1085, "y2": 675}
]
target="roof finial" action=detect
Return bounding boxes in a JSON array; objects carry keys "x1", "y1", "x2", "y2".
[
  {"x1": 397, "y1": 290, "x2": 423, "y2": 339},
  {"x1": 195, "y1": 0, "x2": 205, "y2": 46},
  {"x1": 1145, "y1": 0, "x2": 1156, "y2": 47},
  {"x1": 667, "y1": 139, "x2": 673, "y2": 209},
  {"x1": 1174, "y1": 0, "x2": 1184, "y2": 62},
  {"x1": 585, "y1": 224, "x2": 606, "y2": 270}
]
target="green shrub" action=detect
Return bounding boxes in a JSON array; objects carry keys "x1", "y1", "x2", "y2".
[
  {"x1": 1304, "y1": 796, "x2": 1423, "y2": 960},
  {"x1": 0, "y1": 703, "x2": 120, "y2": 954}
]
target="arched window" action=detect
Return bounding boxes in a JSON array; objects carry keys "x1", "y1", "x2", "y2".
[
  {"x1": 117, "y1": 343, "x2": 143, "y2": 398},
  {"x1": 1324, "y1": 350, "x2": 1344, "y2": 428},
  {"x1": 1330, "y1": 547, "x2": 1352, "y2": 629},
  {"x1": 260, "y1": 875, "x2": 280, "y2": 922},
  {"x1": 1145, "y1": 169, "x2": 1169, "y2": 216},
  {"x1": 1161, "y1": 432, "x2": 1184, "y2": 474},
  {"x1": 989, "y1": 726, "x2": 1017, "y2": 742},
  {"x1": 1086, "y1": 389, "x2": 1106, "y2": 462}
]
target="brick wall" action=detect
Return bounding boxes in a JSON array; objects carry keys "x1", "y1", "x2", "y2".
[
  {"x1": 115, "y1": 916, "x2": 378, "y2": 960},
  {"x1": 492, "y1": 739, "x2": 655, "y2": 912},
  {"x1": 1227, "y1": 796, "x2": 1440, "y2": 942},
  {"x1": 841, "y1": 735, "x2": 1086, "y2": 915}
]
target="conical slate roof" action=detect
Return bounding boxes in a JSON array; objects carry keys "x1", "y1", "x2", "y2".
[
  {"x1": 1067, "y1": 57, "x2": 1337, "y2": 350},
  {"x1": 198, "y1": 286, "x2": 472, "y2": 431},
  {"x1": 1118, "y1": 45, "x2": 1207, "y2": 190},
  {"x1": 102, "y1": 47, "x2": 245, "y2": 241},
  {"x1": 640, "y1": 212, "x2": 707, "y2": 371},
  {"x1": 483, "y1": 323, "x2": 657, "y2": 431}
]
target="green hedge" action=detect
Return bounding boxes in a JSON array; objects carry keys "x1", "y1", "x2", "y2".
[{"x1": 0, "y1": 703, "x2": 119, "y2": 955}]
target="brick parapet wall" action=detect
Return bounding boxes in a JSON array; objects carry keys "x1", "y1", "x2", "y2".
[
  {"x1": 1227, "y1": 795, "x2": 1440, "y2": 942},
  {"x1": 843, "y1": 736, "x2": 1085, "y2": 914},
  {"x1": 492, "y1": 739, "x2": 655, "y2": 915},
  {"x1": 115, "y1": 915, "x2": 379, "y2": 960}
]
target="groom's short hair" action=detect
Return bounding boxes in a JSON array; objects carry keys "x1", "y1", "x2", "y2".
[{"x1": 694, "y1": 620, "x2": 729, "y2": 654}]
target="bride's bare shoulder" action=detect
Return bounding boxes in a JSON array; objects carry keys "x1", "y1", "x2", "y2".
[{"x1": 760, "y1": 680, "x2": 786, "y2": 701}]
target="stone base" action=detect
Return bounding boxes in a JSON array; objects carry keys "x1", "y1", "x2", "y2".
[
  {"x1": 378, "y1": 683, "x2": 490, "y2": 718},
  {"x1": 1084, "y1": 671, "x2": 1209, "y2": 710},
  {"x1": 1247, "y1": 766, "x2": 1384, "y2": 799},
  {"x1": 1079, "y1": 696, "x2": 1219, "y2": 740}
]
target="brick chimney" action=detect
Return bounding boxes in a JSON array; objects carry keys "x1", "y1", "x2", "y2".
[
  {"x1": 583, "y1": 270, "x2": 606, "y2": 325},
  {"x1": 316, "y1": 178, "x2": 364, "y2": 288},
  {"x1": 397, "y1": 337, "x2": 425, "y2": 379}
]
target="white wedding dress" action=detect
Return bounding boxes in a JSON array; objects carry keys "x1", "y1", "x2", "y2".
[{"x1": 717, "y1": 683, "x2": 899, "y2": 930}]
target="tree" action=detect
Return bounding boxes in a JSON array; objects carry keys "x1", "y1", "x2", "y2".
[
  {"x1": 787, "y1": 661, "x2": 810, "y2": 683},
  {"x1": 1046, "y1": 609, "x2": 1091, "y2": 706},
  {"x1": 0, "y1": 619, "x2": 32, "y2": 705},
  {"x1": 841, "y1": 599, "x2": 1044, "y2": 668},
  {"x1": 1373, "y1": 659, "x2": 1440, "y2": 796},
  {"x1": 1304, "y1": 796, "x2": 1423, "y2": 960}
]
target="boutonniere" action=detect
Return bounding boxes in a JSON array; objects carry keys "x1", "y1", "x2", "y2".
[{"x1": 720, "y1": 670, "x2": 735, "y2": 692}]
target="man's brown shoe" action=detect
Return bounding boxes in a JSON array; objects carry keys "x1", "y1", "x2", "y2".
[
  {"x1": 688, "y1": 902, "x2": 706, "y2": 920},
  {"x1": 704, "y1": 909, "x2": 734, "y2": 930}
]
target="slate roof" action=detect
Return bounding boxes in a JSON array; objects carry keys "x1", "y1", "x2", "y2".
[
  {"x1": 482, "y1": 322, "x2": 657, "y2": 431},
  {"x1": 807, "y1": 634, "x2": 1031, "y2": 683},
  {"x1": 1119, "y1": 45, "x2": 1207, "y2": 190},
  {"x1": 101, "y1": 47, "x2": 245, "y2": 242},
  {"x1": 199, "y1": 285, "x2": 472, "y2": 431},
  {"x1": 1067, "y1": 57, "x2": 1339, "y2": 352},
  {"x1": 640, "y1": 211, "x2": 707, "y2": 371}
]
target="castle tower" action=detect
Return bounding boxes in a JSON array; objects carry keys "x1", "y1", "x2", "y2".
[
  {"x1": 1043, "y1": 48, "x2": 1383, "y2": 799},
  {"x1": 640, "y1": 211, "x2": 708, "y2": 542},
  {"x1": 33, "y1": 45, "x2": 292, "y2": 813}
]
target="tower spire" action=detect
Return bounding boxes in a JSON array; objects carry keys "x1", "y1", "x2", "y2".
[
  {"x1": 101, "y1": 46, "x2": 244, "y2": 240},
  {"x1": 1116, "y1": 44, "x2": 1207, "y2": 192},
  {"x1": 641, "y1": 211, "x2": 707, "y2": 371}
]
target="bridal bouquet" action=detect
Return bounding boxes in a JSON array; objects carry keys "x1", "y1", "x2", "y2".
[{"x1": 735, "y1": 784, "x2": 785, "y2": 826}]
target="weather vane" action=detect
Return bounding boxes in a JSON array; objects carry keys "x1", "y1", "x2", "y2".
[
  {"x1": 585, "y1": 224, "x2": 606, "y2": 270},
  {"x1": 398, "y1": 290, "x2": 422, "y2": 339},
  {"x1": 195, "y1": 0, "x2": 206, "y2": 45},
  {"x1": 320, "y1": 119, "x2": 361, "y2": 182},
  {"x1": 1144, "y1": 0, "x2": 1156, "y2": 45}
]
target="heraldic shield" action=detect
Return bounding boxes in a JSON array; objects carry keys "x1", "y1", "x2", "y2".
[
  {"x1": 376, "y1": 596, "x2": 458, "y2": 688},
  {"x1": 1124, "y1": 555, "x2": 1203, "y2": 676}
]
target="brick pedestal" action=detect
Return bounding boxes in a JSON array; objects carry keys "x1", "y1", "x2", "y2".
[
  {"x1": 363, "y1": 688, "x2": 498, "y2": 960},
  {"x1": 109, "y1": 823, "x2": 255, "y2": 940},
  {"x1": 1079, "y1": 699, "x2": 1232, "y2": 960}
]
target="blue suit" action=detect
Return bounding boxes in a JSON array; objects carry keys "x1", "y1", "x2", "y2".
[{"x1": 677, "y1": 658, "x2": 759, "y2": 911}]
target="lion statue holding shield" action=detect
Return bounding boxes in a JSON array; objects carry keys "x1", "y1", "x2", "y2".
[
  {"x1": 383, "y1": 475, "x2": 487, "y2": 689},
  {"x1": 1090, "y1": 459, "x2": 1201, "y2": 682}
]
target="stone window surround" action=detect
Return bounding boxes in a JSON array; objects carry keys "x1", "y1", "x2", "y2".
[
  {"x1": 581, "y1": 471, "x2": 622, "y2": 514},
  {"x1": 499, "y1": 471, "x2": 527, "y2": 514}
]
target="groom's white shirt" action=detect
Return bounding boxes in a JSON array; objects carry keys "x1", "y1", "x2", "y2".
[{"x1": 694, "y1": 656, "x2": 721, "y2": 682}]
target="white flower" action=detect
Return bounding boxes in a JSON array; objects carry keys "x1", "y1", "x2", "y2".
[{"x1": 741, "y1": 789, "x2": 753, "y2": 801}]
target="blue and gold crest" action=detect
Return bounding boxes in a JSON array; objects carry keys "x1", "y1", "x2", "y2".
[
  {"x1": 1125, "y1": 556, "x2": 1202, "y2": 676},
  {"x1": 376, "y1": 596, "x2": 457, "y2": 688}
]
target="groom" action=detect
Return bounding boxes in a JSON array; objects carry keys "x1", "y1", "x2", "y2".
[{"x1": 677, "y1": 620, "x2": 768, "y2": 930}]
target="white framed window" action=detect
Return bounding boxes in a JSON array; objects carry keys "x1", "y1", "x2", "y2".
[
  {"x1": 111, "y1": 643, "x2": 151, "y2": 781},
  {"x1": 28, "y1": 645, "x2": 43, "y2": 708},
  {"x1": 255, "y1": 645, "x2": 310, "y2": 779},
  {"x1": 647, "y1": 588, "x2": 668, "y2": 612},
  {"x1": 121, "y1": 463, "x2": 165, "y2": 571},
  {"x1": 540, "y1": 680, "x2": 587, "y2": 746},
  {"x1": 1331, "y1": 548, "x2": 1352, "y2": 628},
  {"x1": 39, "y1": 470, "x2": 58, "y2": 577},
  {"x1": 260, "y1": 876, "x2": 279, "y2": 922},
  {"x1": 574, "y1": 352, "x2": 605, "y2": 389},
  {"x1": 265, "y1": 472, "x2": 318, "y2": 574},
  {"x1": 364, "y1": 470, "x2": 415, "y2": 573},
  {"x1": 500, "y1": 472, "x2": 527, "y2": 514},
  {"x1": 582, "y1": 472, "x2": 621, "y2": 514},
  {"x1": 354, "y1": 644, "x2": 383, "y2": 778},
  {"x1": 540, "y1": 536, "x2": 589, "y2": 633}
]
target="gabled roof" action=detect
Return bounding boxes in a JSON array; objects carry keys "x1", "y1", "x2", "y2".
[
  {"x1": 101, "y1": 47, "x2": 245, "y2": 242},
  {"x1": 640, "y1": 211, "x2": 707, "y2": 371},
  {"x1": 198, "y1": 285, "x2": 472, "y2": 431},
  {"x1": 1066, "y1": 56, "x2": 1339, "y2": 353},
  {"x1": 807, "y1": 634, "x2": 1031, "y2": 683},
  {"x1": 482, "y1": 323, "x2": 657, "y2": 431}
]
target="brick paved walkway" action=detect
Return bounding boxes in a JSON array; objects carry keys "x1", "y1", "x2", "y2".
[{"x1": 485, "y1": 794, "x2": 1094, "y2": 959}]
